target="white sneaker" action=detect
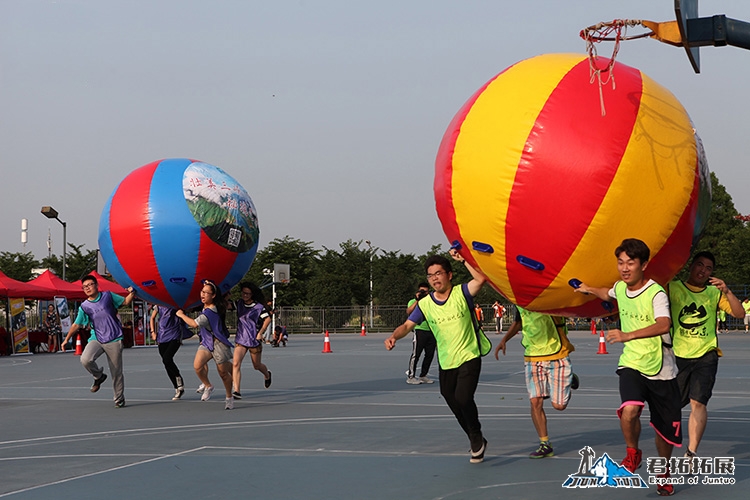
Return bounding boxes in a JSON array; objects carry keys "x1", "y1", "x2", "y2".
[
  {"x1": 418, "y1": 376, "x2": 434, "y2": 384},
  {"x1": 172, "y1": 387, "x2": 185, "y2": 400},
  {"x1": 225, "y1": 397, "x2": 234, "y2": 410},
  {"x1": 196, "y1": 383, "x2": 206, "y2": 394},
  {"x1": 201, "y1": 385, "x2": 214, "y2": 401},
  {"x1": 406, "y1": 377, "x2": 422, "y2": 385}
]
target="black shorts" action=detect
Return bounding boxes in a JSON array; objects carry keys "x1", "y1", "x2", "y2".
[
  {"x1": 617, "y1": 367, "x2": 683, "y2": 446},
  {"x1": 676, "y1": 350, "x2": 719, "y2": 407}
]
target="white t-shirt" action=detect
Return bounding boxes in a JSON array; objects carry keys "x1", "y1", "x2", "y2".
[{"x1": 608, "y1": 279, "x2": 677, "y2": 381}]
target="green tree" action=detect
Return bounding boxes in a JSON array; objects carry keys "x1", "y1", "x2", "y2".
[
  {"x1": 373, "y1": 250, "x2": 423, "y2": 306},
  {"x1": 237, "y1": 236, "x2": 319, "y2": 306},
  {"x1": 677, "y1": 172, "x2": 750, "y2": 285},
  {"x1": 0, "y1": 251, "x2": 40, "y2": 281},
  {"x1": 309, "y1": 239, "x2": 370, "y2": 308}
]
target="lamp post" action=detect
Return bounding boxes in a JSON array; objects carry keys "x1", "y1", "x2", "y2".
[
  {"x1": 41, "y1": 206, "x2": 67, "y2": 281},
  {"x1": 263, "y1": 267, "x2": 275, "y2": 342},
  {"x1": 365, "y1": 240, "x2": 373, "y2": 329}
]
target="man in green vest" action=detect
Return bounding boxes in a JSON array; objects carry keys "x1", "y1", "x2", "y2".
[
  {"x1": 385, "y1": 250, "x2": 490, "y2": 463},
  {"x1": 742, "y1": 297, "x2": 750, "y2": 332},
  {"x1": 575, "y1": 238, "x2": 681, "y2": 496},
  {"x1": 494, "y1": 306, "x2": 579, "y2": 459},
  {"x1": 667, "y1": 251, "x2": 744, "y2": 459},
  {"x1": 405, "y1": 282, "x2": 437, "y2": 384}
]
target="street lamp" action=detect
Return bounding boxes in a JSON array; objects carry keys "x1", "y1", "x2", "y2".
[
  {"x1": 41, "y1": 206, "x2": 67, "y2": 281},
  {"x1": 365, "y1": 240, "x2": 373, "y2": 329}
]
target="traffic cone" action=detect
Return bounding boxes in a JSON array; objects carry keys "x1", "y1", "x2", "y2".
[
  {"x1": 361, "y1": 323, "x2": 367, "y2": 336},
  {"x1": 590, "y1": 319, "x2": 597, "y2": 335},
  {"x1": 596, "y1": 329, "x2": 608, "y2": 355},
  {"x1": 322, "y1": 330, "x2": 333, "y2": 353},
  {"x1": 74, "y1": 334, "x2": 83, "y2": 356}
]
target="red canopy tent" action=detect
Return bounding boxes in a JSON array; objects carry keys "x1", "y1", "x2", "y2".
[
  {"x1": 72, "y1": 271, "x2": 128, "y2": 297},
  {"x1": 0, "y1": 270, "x2": 52, "y2": 300},
  {"x1": 27, "y1": 270, "x2": 88, "y2": 301}
]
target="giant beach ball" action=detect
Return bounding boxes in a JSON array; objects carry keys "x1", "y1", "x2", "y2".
[
  {"x1": 435, "y1": 53, "x2": 711, "y2": 317},
  {"x1": 99, "y1": 158, "x2": 259, "y2": 309}
]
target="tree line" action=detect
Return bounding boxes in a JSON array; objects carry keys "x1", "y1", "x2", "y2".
[{"x1": 2, "y1": 173, "x2": 749, "y2": 307}]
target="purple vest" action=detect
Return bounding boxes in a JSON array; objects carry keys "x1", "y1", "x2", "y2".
[
  {"x1": 235, "y1": 301, "x2": 265, "y2": 348},
  {"x1": 199, "y1": 307, "x2": 233, "y2": 351},
  {"x1": 156, "y1": 306, "x2": 191, "y2": 343},
  {"x1": 80, "y1": 292, "x2": 123, "y2": 344}
]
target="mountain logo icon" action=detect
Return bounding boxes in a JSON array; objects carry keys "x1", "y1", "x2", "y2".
[{"x1": 562, "y1": 447, "x2": 648, "y2": 489}]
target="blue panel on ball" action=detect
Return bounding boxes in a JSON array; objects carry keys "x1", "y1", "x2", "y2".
[{"x1": 149, "y1": 158, "x2": 201, "y2": 307}]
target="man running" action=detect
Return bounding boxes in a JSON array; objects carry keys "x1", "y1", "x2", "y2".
[{"x1": 405, "y1": 283, "x2": 436, "y2": 385}]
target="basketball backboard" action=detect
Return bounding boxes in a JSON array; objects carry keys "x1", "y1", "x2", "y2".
[{"x1": 675, "y1": 0, "x2": 700, "y2": 72}]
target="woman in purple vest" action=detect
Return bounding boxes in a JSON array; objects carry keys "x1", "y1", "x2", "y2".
[
  {"x1": 176, "y1": 279, "x2": 235, "y2": 410},
  {"x1": 229, "y1": 282, "x2": 272, "y2": 400},
  {"x1": 150, "y1": 305, "x2": 192, "y2": 400}
]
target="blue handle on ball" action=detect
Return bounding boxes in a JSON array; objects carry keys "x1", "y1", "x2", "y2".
[{"x1": 568, "y1": 278, "x2": 582, "y2": 289}]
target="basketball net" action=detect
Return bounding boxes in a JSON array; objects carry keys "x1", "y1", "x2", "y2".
[{"x1": 579, "y1": 20, "x2": 653, "y2": 116}]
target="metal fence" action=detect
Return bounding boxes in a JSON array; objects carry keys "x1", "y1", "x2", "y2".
[{"x1": 6, "y1": 290, "x2": 750, "y2": 338}]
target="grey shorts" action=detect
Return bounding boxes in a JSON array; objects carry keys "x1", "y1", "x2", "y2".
[{"x1": 199, "y1": 340, "x2": 233, "y2": 364}]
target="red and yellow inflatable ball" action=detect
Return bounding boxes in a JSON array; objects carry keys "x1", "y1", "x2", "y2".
[{"x1": 435, "y1": 53, "x2": 711, "y2": 318}]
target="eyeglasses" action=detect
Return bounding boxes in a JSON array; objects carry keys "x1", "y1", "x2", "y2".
[
  {"x1": 426, "y1": 271, "x2": 446, "y2": 280},
  {"x1": 82, "y1": 283, "x2": 97, "y2": 289}
]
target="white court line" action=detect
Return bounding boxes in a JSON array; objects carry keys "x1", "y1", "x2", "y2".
[{"x1": 0, "y1": 447, "x2": 206, "y2": 498}]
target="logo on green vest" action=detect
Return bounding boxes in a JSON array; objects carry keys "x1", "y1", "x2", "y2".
[{"x1": 678, "y1": 302, "x2": 709, "y2": 330}]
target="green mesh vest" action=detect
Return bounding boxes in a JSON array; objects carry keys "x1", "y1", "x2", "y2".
[
  {"x1": 517, "y1": 306, "x2": 563, "y2": 357},
  {"x1": 615, "y1": 280, "x2": 665, "y2": 376},
  {"x1": 669, "y1": 280, "x2": 720, "y2": 359}
]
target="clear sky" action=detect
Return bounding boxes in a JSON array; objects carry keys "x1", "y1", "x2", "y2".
[{"x1": 2, "y1": 0, "x2": 749, "y2": 262}]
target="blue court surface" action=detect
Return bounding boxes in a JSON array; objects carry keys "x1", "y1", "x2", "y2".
[{"x1": 1, "y1": 331, "x2": 748, "y2": 499}]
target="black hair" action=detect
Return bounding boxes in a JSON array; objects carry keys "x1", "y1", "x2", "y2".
[
  {"x1": 691, "y1": 251, "x2": 716, "y2": 267},
  {"x1": 240, "y1": 281, "x2": 265, "y2": 304},
  {"x1": 417, "y1": 282, "x2": 430, "y2": 289},
  {"x1": 614, "y1": 238, "x2": 650, "y2": 263},
  {"x1": 202, "y1": 279, "x2": 228, "y2": 326},
  {"x1": 424, "y1": 255, "x2": 452, "y2": 274},
  {"x1": 81, "y1": 274, "x2": 98, "y2": 285}
]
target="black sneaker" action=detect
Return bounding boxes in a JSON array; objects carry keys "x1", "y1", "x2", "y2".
[
  {"x1": 232, "y1": 391, "x2": 242, "y2": 400},
  {"x1": 91, "y1": 373, "x2": 107, "y2": 393},
  {"x1": 264, "y1": 372, "x2": 272, "y2": 389},
  {"x1": 571, "y1": 373, "x2": 580, "y2": 391},
  {"x1": 114, "y1": 400, "x2": 126, "y2": 408},
  {"x1": 470, "y1": 438, "x2": 487, "y2": 463}
]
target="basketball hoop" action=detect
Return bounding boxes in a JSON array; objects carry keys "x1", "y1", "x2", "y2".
[{"x1": 579, "y1": 20, "x2": 653, "y2": 116}]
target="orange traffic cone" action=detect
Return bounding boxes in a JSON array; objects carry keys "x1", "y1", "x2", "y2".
[
  {"x1": 590, "y1": 319, "x2": 597, "y2": 335},
  {"x1": 361, "y1": 323, "x2": 367, "y2": 336},
  {"x1": 322, "y1": 330, "x2": 333, "y2": 353},
  {"x1": 597, "y1": 329, "x2": 608, "y2": 355},
  {"x1": 74, "y1": 334, "x2": 83, "y2": 356}
]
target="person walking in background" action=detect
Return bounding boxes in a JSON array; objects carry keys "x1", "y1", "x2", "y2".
[
  {"x1": 494, "y1": 306, "x2": 579, "y2": 459},
  {"x1": 43, "y1": 303, "x2": 61, "y2": 353},
  {"x1": 742, "y1": 297, "x2": 750, "y2": 332},
  {"x1": 176, "y1": 279, "x2": 235, "y2": 410},
  {"x1": 228, "y1": 282, "x2": 272, "y2": 399},
  {"x1": 405, "y1": 282, "x2": 437, "y2": 385},
  {"x1": 492, "y1": 301, "x2": 505, "y2": 334},
  {"x1": 667, "y1": 251, "x2": 744, "y2": 459},
  {"x1": 62, "y1": 275, "x2": 136, "y2": 408},
  {"x1": 386, "y1": 250, "x2": 491, "y2": 464},
  {"x1": 474, "y1": 303, "x2": 484, "y2": 324},
  {"x1": 150, "y1": 305, "x2": 192, "y2": 400}
]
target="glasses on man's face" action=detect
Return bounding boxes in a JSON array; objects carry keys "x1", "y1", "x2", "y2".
[
  {"x1": 426, "y1": 270, "x2": 446, "y2": 280},
  {"x1": 82, "y1": 283, "x2": 97, "y2": 289}
]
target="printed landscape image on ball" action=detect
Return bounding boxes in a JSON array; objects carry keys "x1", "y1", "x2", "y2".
[
  {"x1": 99, "y1": 158, "x2": 259, "y2": 309},
  {"x1": 435, "y1": 53, "x2": 711, "y2": 317}
]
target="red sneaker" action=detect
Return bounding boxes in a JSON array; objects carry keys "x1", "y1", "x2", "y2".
[
  {"x1": 656, "y1": 471, "x2": 675, "y2": 496},
  {"x1": 620, "y1": 447, "x2": 642, "y2": 473}
]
